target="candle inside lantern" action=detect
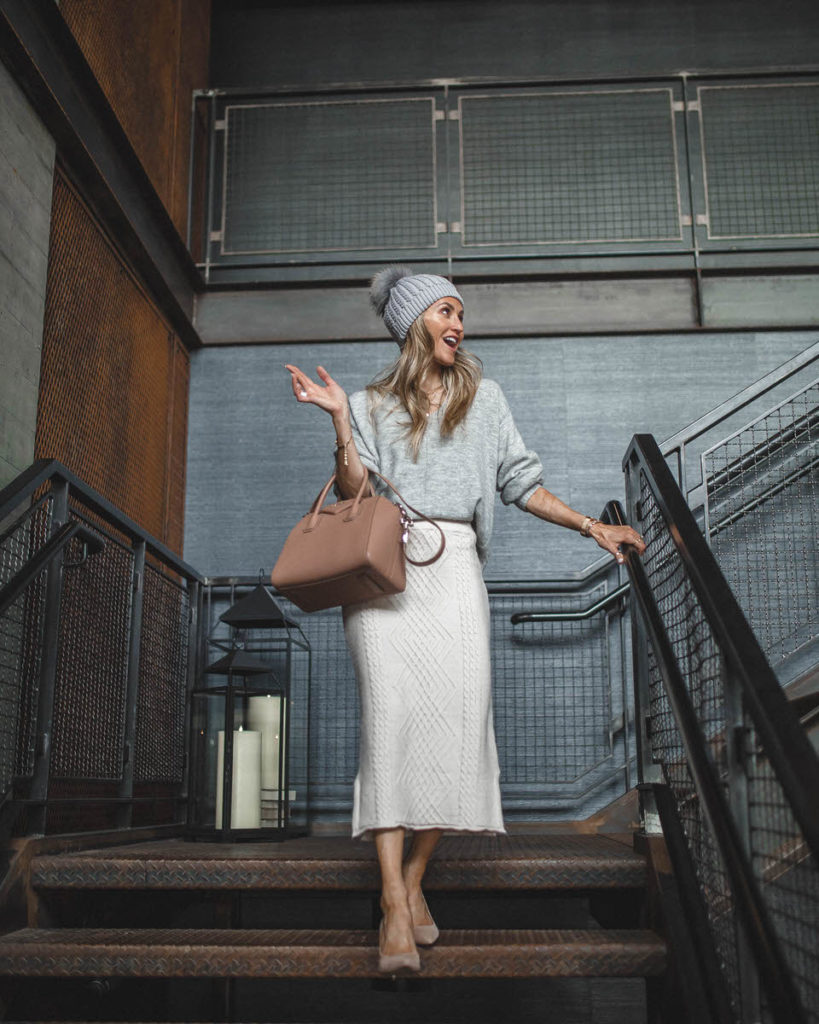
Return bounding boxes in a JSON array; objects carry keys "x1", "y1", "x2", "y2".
[
  {"x1": 215, "y1": 728, "x2": 261, "y2": 829},
  {"x1": 247, "y1": 694, "x2": 285, "y2": 791}
]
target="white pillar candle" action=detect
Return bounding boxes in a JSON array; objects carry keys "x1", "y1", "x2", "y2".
[
  {"x1": 215, "y1": 729, "x2": 261, "y2": 829},
  {"x1": 247, "y1": 695, "x2": 285, "y2": 792}
]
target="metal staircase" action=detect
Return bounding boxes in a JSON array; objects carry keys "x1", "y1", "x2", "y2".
[
  {"x1": 0, "y1": 831, "x2": 667, "y2": 1022},
  {"x1": 0, "y1": 342, "x2": 816, "y2": 1023}
]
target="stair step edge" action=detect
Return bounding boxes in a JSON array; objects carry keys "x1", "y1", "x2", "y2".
[
  {"x1": 0, "y1": 927, "x2": 667, "y2": 978},
  {"x1": 30, "y1": 857, "x2": 647, "y2": 891}
]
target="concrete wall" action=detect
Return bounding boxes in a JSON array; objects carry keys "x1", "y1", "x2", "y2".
[
  {"x1": 184, "y1": 329, "x2": 817, "y2": 579},
  {"x1": 0, "y1": 59, "x2": 54, "y2": 490}
]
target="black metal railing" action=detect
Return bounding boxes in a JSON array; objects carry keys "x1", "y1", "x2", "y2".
[
  {"x1": 700, "y1": 379, "x2": 818, "y2": 669},
  {"x1": 617, "y1": 434, "x2": 819, "y2": 1024},
  {"x1": 0, "y1": 460, "x2": 202, "y2": 839},
  {"x1": 658, "y1": 344, "x2": 818, "y2": 678}
]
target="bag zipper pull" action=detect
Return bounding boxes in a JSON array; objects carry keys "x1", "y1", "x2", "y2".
[{"x1": 398, "y1": 505, "x2": 413, "y2": 545}]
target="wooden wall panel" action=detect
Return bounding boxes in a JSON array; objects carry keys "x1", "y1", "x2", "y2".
[
  {"x1": 36, "y1": 171, "x2": 189, "y2": 553},
  {"x1": 58, "y1": 0, "x2": 211, "y2": 239}
]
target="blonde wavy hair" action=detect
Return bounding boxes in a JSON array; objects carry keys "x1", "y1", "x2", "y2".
[{"x1": 367, "y1": 313, "x2": 483, "y2": 460}]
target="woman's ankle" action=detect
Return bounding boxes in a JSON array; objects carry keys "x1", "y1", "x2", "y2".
[
  {"x1": 380, "y1": 884, "x2": 410, "y2": 914},
  {"x1": 402, "y1": 864, "x2": 424, "y2": 894}
]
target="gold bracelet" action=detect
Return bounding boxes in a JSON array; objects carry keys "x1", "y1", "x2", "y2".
[
  {"x1": 580, "y1": 516, "x2": 599, "y2": 537},
  {"x1": 334, "y1": 434, "x2": 353, "y2": 467}
]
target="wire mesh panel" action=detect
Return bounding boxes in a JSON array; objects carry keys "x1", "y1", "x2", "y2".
[
  {"x1": 746, "y1": 712, "x2": 819, "y2": 1024},
  {"x1": 1, "y1": 469, "x2": 200, "y2": 836},
  {"x1": 699, "y1": 83, "x2": 819, "y2": 240},
  {"x1": 703, "y1": 381, "x2": 818, "y2": 663},
  {"x1": 637, "y1": 465, "x2": 819, "y2": 1023},
  {"x1": 458, "y1": 88, "x2": 682, "y2": 247},
  {"x1": 0, "y1": 496, "x2": 52, "y2": 793},
  {"x1": 134, "y1": 560, "x2": 190, "y2": 784},
  {"x1": 490, "y1": 590, "x2": 614, "y2": 788},
  {"x1": 50, "y1": 510, "x2": 133, "y2": 781},
  {"x1": 639, "y1": 475, "x2": 743, "y2": 1016},
  {"x1": 220, "y1": 97, "x2": 438, "y2": 254}
]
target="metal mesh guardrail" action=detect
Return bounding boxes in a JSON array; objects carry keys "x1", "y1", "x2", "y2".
[
  {"x1": 135, "y1": 559, "x2": 191, "y2": 785},
  {"x1": 459, "y1": 88, "x2": 682, "y2": 247},
  {"x1": 639, "y1": 476, "x2": 745, "y2": 1018},
  {"x1": 221, "y1": 98, "x2": 438, "y2": 255},
  {"x1": 0, "y1": 495, "x2": 52, "y2": 793},
  {"x1": 699, "y1": 83, "x2": 819, "y2": 240},
  {"x1": 0, "y1": 463, "x2": 200, "y2": 836},
  {"x1": 195, "y1": 72, "x2": 819, "y2": 280},
  {"x1": 490, "y1": 586, "x2": 627, "y2": 801},
  {"x1": 702, "y1": 380, "x2": 818, "y2": 666},
  {"x1": 49, "y1": 511, "x2": 134, "y2": 782},
  {"x1": 626, "y1": 437, "x2": 819, "y2": 1024}
]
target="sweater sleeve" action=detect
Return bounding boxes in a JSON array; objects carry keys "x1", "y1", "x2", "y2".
[
  {"x1": 347, "y1": 390, "x2": 380, "y2": 475},
  {"x1": 494, "y1": 384, "x2": 544, "y2": 510},
  {"x1": 331, "y1": 390, "x2": 381, "y2": 500}
]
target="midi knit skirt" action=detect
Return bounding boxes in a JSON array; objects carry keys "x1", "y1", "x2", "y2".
[{"x1": 343, "y1": 520, "x2": 505, "y2": 840}]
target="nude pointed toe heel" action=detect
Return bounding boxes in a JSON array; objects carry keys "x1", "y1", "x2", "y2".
[
  {"x1": 378, "y1": 919, "x2": 421, "y2": 975},
  {"x1": 412, "y1": 894, "x2": 440, "y2": 947}
]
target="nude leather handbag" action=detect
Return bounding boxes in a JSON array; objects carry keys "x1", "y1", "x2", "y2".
[{"x1": 271, "y1": 469, "x2": 446, "y2": 612}]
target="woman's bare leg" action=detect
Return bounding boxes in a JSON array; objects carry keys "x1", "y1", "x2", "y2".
[
  {"x1": 402, "y1": 828, "x2": 442, "y2": 927},
  {"x1": 373, "y1": 827, "x2": 416, "y2": 955}
]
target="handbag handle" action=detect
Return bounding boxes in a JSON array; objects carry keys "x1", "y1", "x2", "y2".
[{"x1": 306, "y1": 470, "x2": 446, "y2": 567}]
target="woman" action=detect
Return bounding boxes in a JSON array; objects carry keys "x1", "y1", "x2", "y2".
[{"x1": 285, "y1": 266, "x2": 645, "y2": 974}]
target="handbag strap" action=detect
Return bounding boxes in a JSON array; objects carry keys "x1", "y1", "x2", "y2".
[
  {"x1": 368, "y1": 469, "x2": 446, "y2": 568},
  {"x1": 308, "y1": 470, "x2": 446, "y2": 568}
]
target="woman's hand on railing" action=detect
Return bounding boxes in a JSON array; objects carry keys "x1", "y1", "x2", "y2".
[
  {"x1": 589, "y1": 522, "x2": 646, "y2": 565},
  {"x1": 526, "y1": 489, "x2": 645, "y2": 565}
]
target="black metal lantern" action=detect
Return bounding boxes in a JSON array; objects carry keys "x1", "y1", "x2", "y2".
[
  {"x1": 189, "y1": 579, "x2": 311, "y2": 840},
  {"x1": 189, "y1": 648, "x2": 292, "y2": 839},
  {"x1": 219, "y1": 582, "x2": 297, "y2": 631}
]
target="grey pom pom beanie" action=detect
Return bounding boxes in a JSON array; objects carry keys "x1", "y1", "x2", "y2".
[{"x1": 370, "y1": 266, "x2": 464, "y2": 346}]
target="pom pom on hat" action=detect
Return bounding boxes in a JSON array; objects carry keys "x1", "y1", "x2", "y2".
[
  {"x1": 369, "y1": 265, "x2": 464, "y2": 346},
  {"x1": 370, "y1": 265, "x2": 413, "y2": 317}
]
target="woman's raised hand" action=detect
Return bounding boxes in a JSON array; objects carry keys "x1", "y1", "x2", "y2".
[{"x1": 285, "y1": 364, "x2": 348, "y2": 420}]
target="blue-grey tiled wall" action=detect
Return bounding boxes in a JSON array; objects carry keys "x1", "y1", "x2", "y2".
[{"x1": 184, "y1": 330, "x2": 817, "y2": 579}]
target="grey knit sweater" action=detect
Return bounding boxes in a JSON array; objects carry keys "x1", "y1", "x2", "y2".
[{"x1": 347, "y1": 379, "x2": 543, "y2": 566}]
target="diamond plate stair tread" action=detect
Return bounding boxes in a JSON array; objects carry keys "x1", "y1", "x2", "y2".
[
  {"x1": 31, "y1": 834, "x2": 646, "y2": 891},
  {"x1": 0, "y1": 927, "x2": 667, "y2": 978}
]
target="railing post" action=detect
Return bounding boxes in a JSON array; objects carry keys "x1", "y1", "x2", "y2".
[
  {"x1": 28, "y1": 480, "x2": 69, "y2": 835},
  {"x1": 182, "y1": 579, "x2": 201, "y2": 827},
  {"x1": 117, "y1": 540, "x2": 146, "y2": 830},
  {"x1": 724, "y1": 663, "x2": 762, "y2": 1023},
  {"x1": 625, "y1": 454, "x2": 662, "y2": 834}
]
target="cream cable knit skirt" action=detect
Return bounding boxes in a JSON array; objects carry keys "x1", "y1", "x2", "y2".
[{"x1": 343, "y1": 520, "x2": 505, "y2": 840}]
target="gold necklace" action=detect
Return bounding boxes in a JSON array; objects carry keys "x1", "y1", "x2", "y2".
[{"x1": 424, "y1": 383, "x2": 445, "y2": 417}]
